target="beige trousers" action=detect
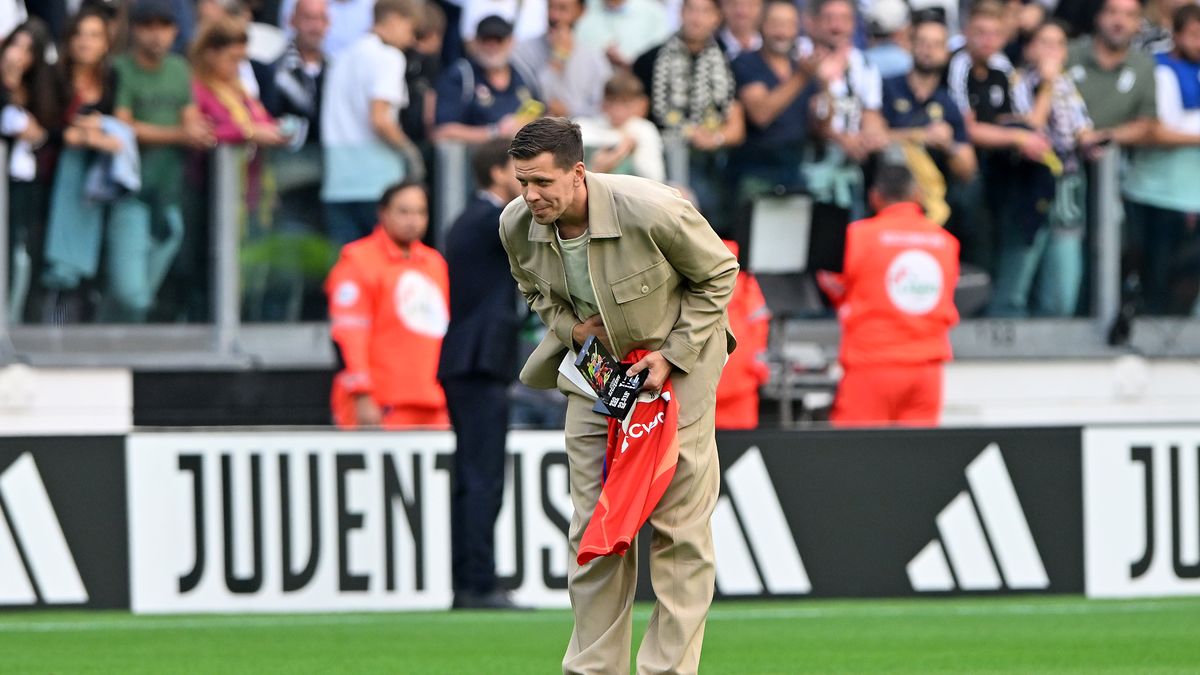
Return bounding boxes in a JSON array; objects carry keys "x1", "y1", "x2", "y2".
[{"x1": 559, "y1": 383, "x2": 720, "y2": 675}]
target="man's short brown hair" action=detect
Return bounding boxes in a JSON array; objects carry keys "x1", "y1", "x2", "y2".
[
  {"x1": 967, "y1": 0, "x2": 1005, "y2": 23},
  {"x1": 375, "y1": 0, "x2": 420, "y2": 24},
  {"x1": 508, "y1": 117, "x2": 584, "y2": 171},
  {"x1": 603, "y1": 71, "x2": 646, "y2": 101}
]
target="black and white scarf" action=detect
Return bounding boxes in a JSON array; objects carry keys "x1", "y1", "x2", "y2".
[
  {"x1": 272, "y1": 43, "x2": 323, "y2": 138},
  {"x1": 651, "y1": 34, "x2": 735, "y2": 130}
]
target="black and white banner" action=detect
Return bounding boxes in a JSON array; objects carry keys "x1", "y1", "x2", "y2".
[
  {"x1": 0, "y1": 437, "x2": 128, "y2": 609},
  {"x1": 127, "y1": 432, "x2": 574, "y2": 613},
  {"x1": 1084, "y1": 426, "x2": 1200, "y2": 598},
  {"x1": 712, "y1": 427, "x2": 1084, "y2": 598}
]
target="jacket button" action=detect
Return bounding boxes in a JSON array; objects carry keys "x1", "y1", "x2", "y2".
[{"x1": 641, "y1": 285, "x2": 649, "y2": 294}]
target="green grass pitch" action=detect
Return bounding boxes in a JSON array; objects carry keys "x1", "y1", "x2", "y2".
[{"x1": 2, "y1": 596, "x2": 1198, "y2": 674}]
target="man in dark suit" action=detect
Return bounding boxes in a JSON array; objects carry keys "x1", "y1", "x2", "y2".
[{"x1": 437, "y1": 138, "x2": 524, "y2": 610}]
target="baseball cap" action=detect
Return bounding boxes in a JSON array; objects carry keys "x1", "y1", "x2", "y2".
[
  {"x1": 476, "y1": 15, "x2": 514, "y2": 40},
  {"x1": 131, "y1": 0, "x2": 178, "y2": 24},
  {"x1": 869, "y1": 0, "x2": 910, "y2": 36}
]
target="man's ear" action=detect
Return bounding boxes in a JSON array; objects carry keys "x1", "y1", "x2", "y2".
[{"x1": 574, "y1": 161, "x2": 586, "y2": 183}]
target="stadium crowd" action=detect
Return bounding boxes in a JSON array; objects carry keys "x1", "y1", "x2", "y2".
[{"x1": 2, "y1": 0, "x2": 1199, "y2": 327}]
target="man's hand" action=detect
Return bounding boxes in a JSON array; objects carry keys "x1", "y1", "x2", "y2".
[
  {"x1": 572, "y1": 314, "x2": 608, "y2": 349},
  {"x1": 625, "y1": 351, "x2": 672, "y2": 393},
  {"x1": 354, "y1": 394, "x2": 383, "y2": 428},
  {"x1": 924, "y1": 120, "x2": 954, "y2": 151}
]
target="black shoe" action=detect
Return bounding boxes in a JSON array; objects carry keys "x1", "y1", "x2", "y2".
[{"x1": 451, "y1": 589, "x2": 529, "y2": 610}]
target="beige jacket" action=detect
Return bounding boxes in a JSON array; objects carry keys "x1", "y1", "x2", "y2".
[{"x1": 499, "y1": 172, "x2": 739, "y2": 427}]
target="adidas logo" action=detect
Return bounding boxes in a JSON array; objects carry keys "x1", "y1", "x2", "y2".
[
  {"x1": 907, "y1": 443, "x2": 1049, "y2": 592},
  {"x1": 712, "y1": 446, "x2": 811, "y2": 595},
  {"x1": 0, "y1": 453, "x2": 88, "y2": 605}
]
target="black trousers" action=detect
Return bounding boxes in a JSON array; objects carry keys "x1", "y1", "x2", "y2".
[{"x1": 443, "y1": 376, "x2": 511, "y2": 594}]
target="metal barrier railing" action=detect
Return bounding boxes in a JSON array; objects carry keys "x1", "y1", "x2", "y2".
[{"x1": 0, "y1": 139, "x2": 1196, "y2": 368}]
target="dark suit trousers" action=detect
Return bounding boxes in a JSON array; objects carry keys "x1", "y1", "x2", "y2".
[{"x1": 443, "y1": 376, "x2": 511, "y2": 593}]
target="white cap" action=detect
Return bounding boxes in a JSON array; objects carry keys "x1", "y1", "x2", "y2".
[{"x1": 869, "y1": 0, "x2": 911, "y2": 36}]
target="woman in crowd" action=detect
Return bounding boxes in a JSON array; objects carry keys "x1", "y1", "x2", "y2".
[
  {"x1": 190, "y1": 16, "x2": 288, "y2": 318},
  {"x1": 1, "y1": 19, "x2": 60, "y2": 324},
  {"x1": 988, "y1": 19, "x2": 1100, "y2": 317},
  {"x1": 40, "y1": 6, "x2": 126, "y2": 323}
]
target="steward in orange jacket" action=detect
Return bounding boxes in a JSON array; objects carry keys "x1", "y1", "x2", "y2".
[
  {"x1": 326, "y1": 182, "x2": 450, "y2": 429},
  {"x1": 817, "y1": 165, "x2": 959, "y2": 426},
  {"x1": 715, "y1": 241, "x2": 771, "y2": 429}
]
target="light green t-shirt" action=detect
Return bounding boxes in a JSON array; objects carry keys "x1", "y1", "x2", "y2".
[
  {"x1": 556, "y1": 230, "x2": 599, "y2": 320},
  {"x1": 113, "y1": 53, "x2": 193, "y2": 206}
]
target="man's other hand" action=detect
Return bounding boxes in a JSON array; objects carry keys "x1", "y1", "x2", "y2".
[
  {"x1": 572, "y1": 314, "x2": 608, "y2": 349},
  {"x1": 626, "y1": 351, "x2": 672, "y2": 393}
]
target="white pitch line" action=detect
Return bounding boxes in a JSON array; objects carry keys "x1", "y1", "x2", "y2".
[{"x1": 0, "y1": 600, "x2": 1193, "y2": 634}]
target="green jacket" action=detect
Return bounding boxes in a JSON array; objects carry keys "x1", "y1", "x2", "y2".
[{"x1": 499, "y1": 172, "x2": 739, "y2": 427}]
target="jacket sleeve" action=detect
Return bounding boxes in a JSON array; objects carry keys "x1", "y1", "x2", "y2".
[
  {"x1": 326, "y1": 254, "x2": 375, "y2": 396},
  {"x1": 657, "y1": 197, "x2": 739, "y2": 373},
  {"x1": 499, "y1": 212, "x2": 579, "y2": 351}
]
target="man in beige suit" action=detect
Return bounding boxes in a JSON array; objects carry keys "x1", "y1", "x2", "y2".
[{"x1": 499, "y1": 117, "x2": 738, "y2": 674}]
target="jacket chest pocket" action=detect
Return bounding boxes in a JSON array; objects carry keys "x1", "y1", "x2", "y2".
[{"x1": 611, "y1": 258, "x2": 673, "y2": 340}]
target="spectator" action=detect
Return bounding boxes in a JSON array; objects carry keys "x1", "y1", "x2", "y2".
[
  {"x1": 196, "y1": 0, "x2": 274, "y2": 97},
  {"x1": 402, "y1": 1, "x2": 447, "y2": 144},
  {"x1": 104, "y1": 0, "x2": 215, "y2": 323},
  {"x1": 817, "y1": 164, "x2": 960, "y2": 427},
  {"x1": 1132, "y1": 0, "x2": 1192, "y2": 54},
  {"x1": 714, "y1": 239, "x2": 770, "y2": 429},
  {"x1": 802, "y1": 0, "x2": 888, "y2": 219},
  {"x1": 278, "y1": 0, "x2": 373, "y2": 56},
  {"x1": 263, "y1": 0, "x2": 326, "y2": 143},
  {"x1": 1123, "y1": 4, "x2": 1200, "y2": 314},
  {"x1": 1066, "y1": 0, "x2": 1156, "y2": 144},
  {"x1": 575, "y1": 0, "x2": 671, "y2": 69},
  {"x1": 634, "y1": 0, "x2": 746, "y2": 219},
  {"x1": 718, "y1": 0, "x2": 763, "y2": 59},
  {"x1": 865, "y1": 0, "x2": 912, "y2": 80},
  {"x1": 1, "y1": 18, "x2": 60, "y2": 323},
  {"x1": 434, "y1": 15, "x2": 542, "y2": 143},
  {"x1": 321, "y1": 0, "x2": 422, "y2": 246},
  {"x1": 731, "y1": 0, "x2": 817, "y2": 202},
  {"x1": 947, "y1": 1, "x2": 1041, "y2": 272},
  {"x1": 437, "y1": 139, "x2": 523, "y2": 610},
  {"x1": 513, "y1": 0, "x2": 611, "y2": 118},
  {"x1": 460, "y1": 0, "x2": 548, "y2": 45},
  {"x1": 327, "y1": 181, "x2": 450, "y2": 429},
  {"x1": 40, "y1": 6, "x2": 125, "y2": 323},
  {"x1": 191, "y1": 18, "x2": 285, "y2": 147},
  {"x1": 576, "y1": 71, "x2": 665, "y2": 180},
  {"x1": 882, "y1": 18, "x2": 977, "y2": 206},
  {"x1": 989, "y1": 18, "x2": 1097, "y2": 317}
]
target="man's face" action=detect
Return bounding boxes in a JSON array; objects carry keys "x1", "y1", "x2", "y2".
[
  {"x1": 966, "y1": 15, "x2": 1004, "y2": 61},
  {"x1": 911, "y1": 21, "x2": 949, "y2": 73},
  {"x1": 473, "y1": 35, "x2": 514, "y2": 69},
  {"x1": 291, "y1": 0, "x2": 329, "y2": 53},
  {"x1": 1177, "y1": 19, "x2": 1200, "y2": 63},
  {"x1": 721, "y1": 0, "x2": 763, "y2": 34},
  {"x1": 1095, "y1": 0, "x2": 1140, "y2": 51},
  {"x1": 680, "y1": 0, "x2": 722, "y2": 44},
  {"x1": 377, "y1": 13, "x2": 415, "y2": 50},
  {"x1": 515, "y1": 152, "x2": 583, "y2": 225},
  {"x1": 131, "y1": 20, "x2": 177, "y2": 61},
  {"x1": 815, "y1": 0, "x2": 855, "y2": 49},
  {"x1": 762, "y1": 3, "x2": 800, "y2": 55},
  {"x1": 379, "y1": 186, "x2": 429, "y2": 245},
  {"x1": 548, "y1": 0, "x2": 584, "y2": 30}
]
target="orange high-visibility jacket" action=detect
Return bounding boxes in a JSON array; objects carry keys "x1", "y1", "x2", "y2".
[
  {"x1": 715, "y1": 241, "x2": 771, "y2": 428},
  {"x1": 326, "y1": 227, "x2": 450, "y2": 413},
  {"x1": 818, "y1": 202, "x2": 960, "y2": 368}
]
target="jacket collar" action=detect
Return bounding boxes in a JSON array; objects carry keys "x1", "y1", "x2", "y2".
[
  {"x1": 526, "y1": 171, "x2": 622, "y2": 243},
  {"x1": 372, "y1": 226, "x2": 424, "y2": 261}
]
